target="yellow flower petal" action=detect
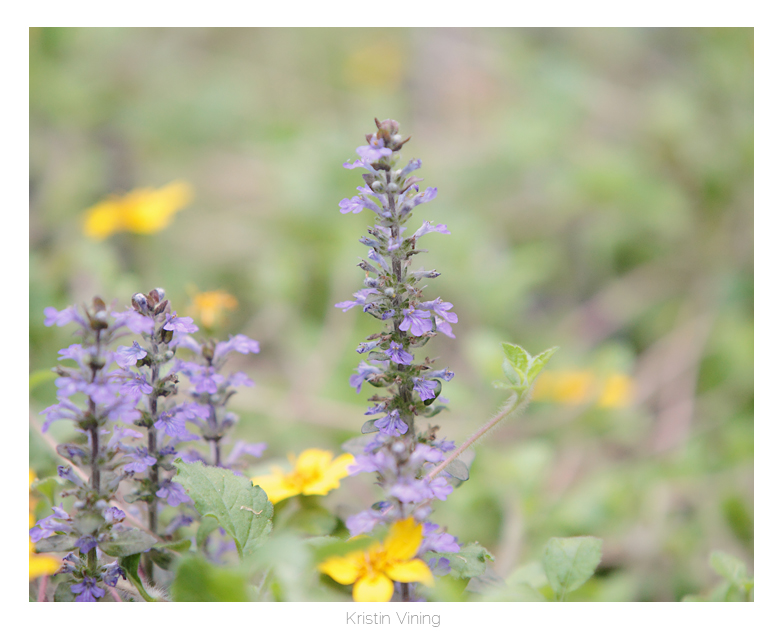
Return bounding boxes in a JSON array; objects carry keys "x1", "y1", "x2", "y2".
[
  {"x1": 302, "y1": 452, "x2": 354, "y2": 496},
  {"x1": 598, "y1": 374, "x2": 634, "y2": 408},
  {"x1": 353, "y1": 572, "x2": 394, "y2": 602},
  {"x1": 384, "y1": 517, "x2": 424, "y2": 562},
  {"x1": 251, "y1": 471, "x2": 299, "y2": 504},
  {"x1": 318, "y1": 552, "x2": 364, "y2": 585},
  {"x1": 385, "y1": 558, "x2": 435, "y2": 587},
  {"x1": 29, "y1": 553, "x2": 61, "y2": 580}
]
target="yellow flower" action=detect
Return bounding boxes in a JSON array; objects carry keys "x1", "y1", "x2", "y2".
[
  {"x1": 251, "y1": 449, "x2": 354, "y2": 504},
  {"x1": 187, "y1": 289, "x2": 238, "y2": 329},
  {"x1": 83, "y1": 181, "x2": 192, "y2": 239},
  {"x1": 597, "y1": 374, "x2": 634, "y2": 408},
  {"x1": 29, "y1": 470, "x2": 61, "y2": 580},
  {"x1": 318, "y1": 518, "x2": 434, "y2": 602},
  {"x1": 532, "y1": 370, "x2": 634, "y2": 408}
]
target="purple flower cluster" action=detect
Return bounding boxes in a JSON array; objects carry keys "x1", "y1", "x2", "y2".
[
  {"x1": 336, "y1": 120, "x2": 462, "y2": 583},
  {"x1": 172, "y1": 333, "x2": 266, "y2": 469}
]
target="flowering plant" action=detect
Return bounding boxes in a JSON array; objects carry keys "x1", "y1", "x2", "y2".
[{"x1": 29, "y1": 120, "x2": 617, "y2": 604}]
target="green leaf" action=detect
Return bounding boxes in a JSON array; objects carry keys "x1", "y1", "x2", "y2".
[
  {"x1": 99, "y1": 528, "x2": 159, "y2": 557},
  {"x1": 287, "y1": 505, "x2": 338, "y2": 535},
  {"x1": 54, "y1": 580, "x2": 77, "y2": 602},
  {"x1": 710, "y1": 551, "x2": 751, "y2": 590},
  {"x1": 29, "y1": 368, "x2": 57, "y2": 392},
  {"x1": 196, "y1": 516, "x2": 220, "y2": 551},
  {"x1": 173, "y1": 460, "x2": 273, "y2": 557},
  {"x1": 155, "y1": 538, "x2": 191, "y2": 553},
  {"x1": 361, "y1": 419, "x2": 379, "y2": 434},
  {"x1": 30, "y1": 476, "x2": 62, "y2": 505},
  {"x1": 502, "y1": 343, "x2": 530, "y2": 372},
  {"x1": 502, "y1": 359, "x2": 523, "y2": 386},
  {"x1": 434, "y1": 542, "x2": 494, "y2": 580},
  {"x1": 119, "y1": 554, "x2": 157, "y2": 602},
  {"x1": 527, "y1": 346, "x2": 560, "y2": 384},
  {"x1": 171, "y1": 554, "x2": 250, "y2": 602},
  {"x1": 444, "y1": 459, "x2": 469, "y2": 482},
  {"x1": 422, "y1": 379, "x2": 442, "y2": 406},
  {"x1": 308, "y1": 535, "x2": 375, "y2": 564},
  {"x1": 36, "y1": 534, "x2": 77, "y2": 553},
  {"x1": 542, "y1": 536, "x2": 602, "y2": 600}
]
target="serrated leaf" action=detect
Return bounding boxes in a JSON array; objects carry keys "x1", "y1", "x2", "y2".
[
  {"x1": 173, "y1": 460, "x2": 273, "y2": 558},
  {"x1": 36, "y1": 534, "x2": 77, "y2": 553},
  {"x1": 99, "y1": 528, "x2": 158, "y2": 557},
  {"x1": 542, "y1": 536, "x2": 602, "y2": 600},
  {"x1": 119, "y1": 553, "x2": 157, "y2": 601},
  {"x1": 527, "y1": 346, "x2": 559, "y2": 384},
  {"x1": 710, "y1": 551, "x2": 750, "y2": 589},
  {"x1": 435, "y1": 542, "x2": 494, "y2": 580},
  {"x1": 361, "y1": 419, "x2": 379, "y2": 434},
  {"x1": 444, "y1": 459, "x2": 469, "y2": 482},
  {"x1": 502, "y1": 343, "x2": 531, "y2": 372},
  {"x1": 171, "y1": 554, "x2": 250, "y2": 602}
]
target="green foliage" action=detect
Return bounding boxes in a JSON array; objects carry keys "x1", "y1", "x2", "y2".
[
  {"x1": 35, "y1": 534, "x2": 77, "y2": 554},
  {"x1": 119, "y1": 554, "x2": 157, "y2": 602},
  {"x1": 433, "y1": 542, "x2": 494, "y2": 580},
  {"x1": 542, "y1": 536, "x2": 603, "y2": 601},
  {"x1": 99, "y1": 528, "x2": 159, "y2": 557},
  {"x1": 173, "y1": 460, "x2": 273, "y2": 558},
  {"x1": 171, "y1": 554, "x2": 251, "y2": 602},
  {"x1": 494, "y1": 343, "x2": 558, "y2": 398}
]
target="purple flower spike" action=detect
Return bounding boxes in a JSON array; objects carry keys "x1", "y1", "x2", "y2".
[
  {"x1": 384, "y1": 341, "x2": 413, "y2": 366},
  {"x1": 375, "y1": 409, "x2": 409, "y2": 436}
]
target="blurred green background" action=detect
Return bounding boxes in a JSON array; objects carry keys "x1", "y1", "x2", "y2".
[{"x1": 29, "y1": 27, "x2": 753, "y2": 601}]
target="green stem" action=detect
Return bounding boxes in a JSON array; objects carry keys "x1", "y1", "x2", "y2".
[{"x1": 426, "y1": 392, "x2": 522, "y2": 481}]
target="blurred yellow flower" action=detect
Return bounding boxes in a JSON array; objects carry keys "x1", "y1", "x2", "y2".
[
  {"x1": 251, "y1": 449, "x2": 354, "y2": 504},
  {"x1": 532, "y1": 370, "x2": 634, "y2": 408},
  {"x1": 188, "y1": 289, "x2": 238, "y2": 329},
  {"x1": 83, "y1": 181, "x2": 192, "y2": 240},
  {"x1": 29, "y1": 470, "x2": 61, "y2": 580},
  {"x1": 318, "y1": 517, "x2": 434, "y2": 602}
]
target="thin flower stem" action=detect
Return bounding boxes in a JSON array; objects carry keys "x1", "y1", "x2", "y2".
[
  {"x1": 37, "y1": 575, "x2": 49, "y2": 602},
  {"x1": 426, "y1": 392, "x2": 521, "y2": 481}
]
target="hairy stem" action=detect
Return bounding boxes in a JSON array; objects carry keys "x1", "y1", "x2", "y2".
[{"x1": 426, "y1": 392, "x2": 522, "y2": 480}]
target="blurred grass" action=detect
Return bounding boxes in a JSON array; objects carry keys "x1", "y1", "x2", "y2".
[{"x1": 29, "y1": 27, "x2": 753, "y2": 601}]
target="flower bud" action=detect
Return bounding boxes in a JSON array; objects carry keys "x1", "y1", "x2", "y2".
[{"x1": 132, "y1": 293, "x2": 149, "y2": 313}]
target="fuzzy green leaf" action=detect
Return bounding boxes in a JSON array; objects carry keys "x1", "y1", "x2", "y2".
[
  {"x1": 542, "y1": 536, "x2": 602, "y2": 600},
  {"x1": 502, "y1": 343, "x2": 531, "y2": 372},
  {"x1": 435, "y1": 542, "x2": 494, "y2": 580},
  {"x1": 173, "y1": 460, "x2": 273, "y2": 557},
  {"x1": 444, "y1": 459, "x2": 469, "y2": 481},
  {"x1": 35, "y1": 534, "x2": 77, "y2": 553},
  {"x1": 99, "y1": 528, "x2": 158, "y2": 557},
  {"x1": 119, "y1": 554, "x2": 157, "y2": 602},
  {"x1": 527, "y1": 346, "x2": 560, "y2": 384}
]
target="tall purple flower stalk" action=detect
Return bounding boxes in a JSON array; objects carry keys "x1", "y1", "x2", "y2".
[
  {"x1": 32, "y1": 297, "x2": 157, "y2": 599},
  {"x1": 173, "y1": 333, "x2": 266, "y2": 471},
  {"x1": 337, "y1": 119, "x2": 461, "y2": 599}
]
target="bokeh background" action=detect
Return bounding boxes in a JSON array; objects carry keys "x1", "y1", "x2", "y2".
[{"x1": 29, "y1": 27, "x2": 753, "y2": 601}]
